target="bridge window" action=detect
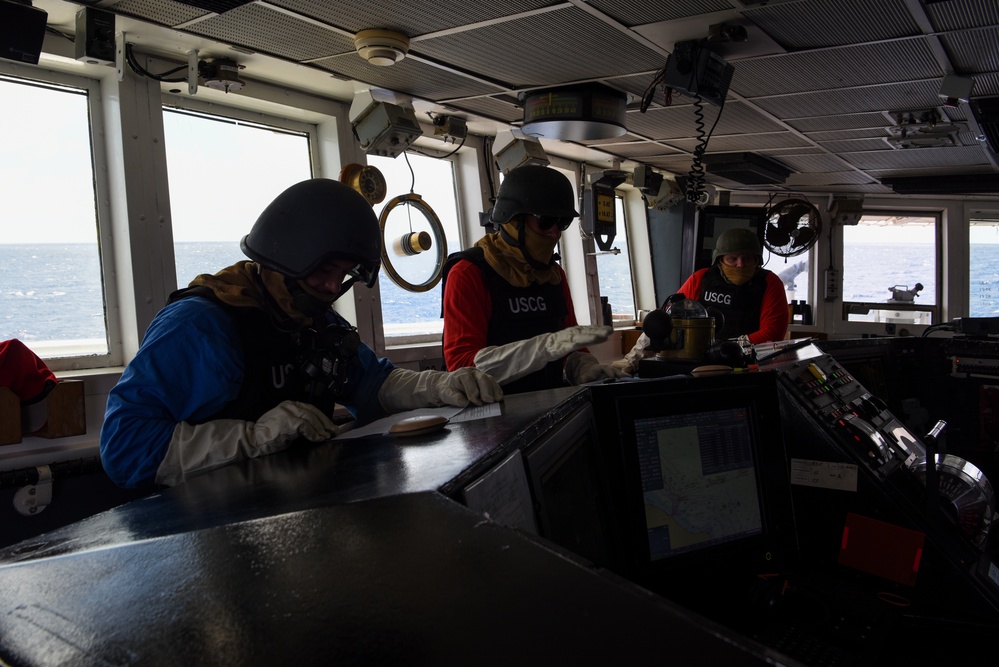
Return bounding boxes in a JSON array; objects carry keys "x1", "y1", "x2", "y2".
[
  {"x1": 0, "y1": 70, "x2": 112, "y2": 368},
  {"x1": 162, "y1": 106, "x2": 314, "y2": 289},
  {"x1": 368, "y1": 152, "x2": 462, "y2": 344},
  {"x1": 841, "y1": 213, "x2": 939, "y2": 326},
  {"x1": 596, "y1": 195, "x2": 636, "y2": 325},
  {"x1": 970, "y1": 214, "x2": 999, "y2": 318}
]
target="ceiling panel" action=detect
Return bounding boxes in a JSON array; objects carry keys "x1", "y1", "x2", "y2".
[
  {"x1": 61, "y1": 0, "x2": 998, "y2": 196},
  {"x1": 742, "y1": 0, "x2": 922, "y2": 49},
  {"x1": 414, "y1": 8, "x2": 663, "y2": 88}
]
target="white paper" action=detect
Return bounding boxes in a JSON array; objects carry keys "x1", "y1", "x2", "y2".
[
  {"x1": 335, "y1": 401, "x2": 502, "y2": 439},
  {"x1": 790, "y1": 458, "x2": 858, "y2": 492}
]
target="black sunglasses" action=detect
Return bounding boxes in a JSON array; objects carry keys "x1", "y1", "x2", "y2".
[{"x1": 530, "y1": 213, "x2": 573, "y2": 231}]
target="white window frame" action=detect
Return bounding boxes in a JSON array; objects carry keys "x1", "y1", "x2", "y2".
[
  {"x1": 368, "y1": 147, "x2": 468, "y2": 351},
  {"x1": 0, "y1": 62, "x2": 121, "y2": 372},
  {"x1": 160, "y1": 97, "x2": 320, "y2": 289},
  {"x1": 838, "y1": 209, "x2": 942, "y2": 328}
]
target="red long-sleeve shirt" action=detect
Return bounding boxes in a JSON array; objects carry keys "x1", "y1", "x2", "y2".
[
  {"x1": 677, "y1": 268, "x2": 789, "y2": 344},
  {"x1": 442, "y1": 259, "x2": 578, "y2": 370}
]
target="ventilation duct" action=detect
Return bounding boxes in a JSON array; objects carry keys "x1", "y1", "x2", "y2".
[{"x1": 701, "y1": 152, "x2": 790, "y2": 185}]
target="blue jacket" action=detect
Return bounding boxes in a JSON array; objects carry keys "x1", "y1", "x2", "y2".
[{"x1": 100, "y1": 296, "x2": 394, "y2": 488}]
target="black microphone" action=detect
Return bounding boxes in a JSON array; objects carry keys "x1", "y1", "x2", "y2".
[{"x1": 642, "y1": 309, "x2": 672, "y2": 351}]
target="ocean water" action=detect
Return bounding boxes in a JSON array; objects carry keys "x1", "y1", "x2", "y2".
[{"x1": 3, "y1": 242, "x2": 997, "y2": 346}]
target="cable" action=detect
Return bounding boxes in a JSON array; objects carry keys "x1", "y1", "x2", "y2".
[
  {"x1": 124, "y1": 43, "x2": 187, "y2": 83},
  {"x1": 640, "y1": 62, "x2": 667, "y2": 113},
  {"x1": 686, "y1": 96, "x2": 707, "y2": 203},
  {"x1": 409, "y1": 135, "x2": 467, "y2": 160},
  {"x1": 684, "y1": 94, "x2": 724, "y2": 204},
  {"x1": 921, "y1": 321, "x2": 957, "y2": 337}
]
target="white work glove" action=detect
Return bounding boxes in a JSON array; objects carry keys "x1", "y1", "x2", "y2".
[
  {"x1": 378, "y1": 367, "x2": 503, "y2": 413},
  {"x1": 611, "y1": 332, "x2": 651, "y2": 375},
  {"x1": 565, "y1": 352, "x2": 632, "y2": 385},
  {"x1": 472, "y1": 325, "x2": 613, "y2": 386},
  {"x1": 155, "y1": 400, "x2": 339, "y2": 486}
]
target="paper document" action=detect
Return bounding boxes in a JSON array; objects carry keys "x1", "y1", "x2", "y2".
[{"x1": 335, "y1": 401, "x2": 503, "y2": 439}]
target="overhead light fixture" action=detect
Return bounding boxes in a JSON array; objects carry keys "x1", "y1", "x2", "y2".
[
  {"x1": 492, "y1": 129, "x2": 549, "y2": 174},
  {"x1": 354, "y1": 29, "x2": 410, "y2": 66},
  {"x1": 521, "y1": 83, "x2": 627, "y2": 141},
  {"x1": 348, "y1": 89, "x2": 423, "y2": 158}
]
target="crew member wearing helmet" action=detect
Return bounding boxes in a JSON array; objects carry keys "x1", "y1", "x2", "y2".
[
  {"x1": 616, "y1": 226, "x2": 788, "y2": 373},
  {"x1": 441, "y1": 165, "x2": 628, "y2": 394},
  {"x1": 101, "y1": 179, "x2": 502, "y2": 489}
]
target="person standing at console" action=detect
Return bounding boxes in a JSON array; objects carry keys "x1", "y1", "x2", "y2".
[
  {"x1": 616, "y1": 227, "x2": 788, "y2": 373},
  {"x1": 441, "y1": 165, "x2": 628, "y2": 394},
  {"x1": 101, "y1": 179, "x2": 502, "y2": 489}
]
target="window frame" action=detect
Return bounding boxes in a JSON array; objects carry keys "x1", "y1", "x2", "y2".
[
  {"x1": 160, "y1": 98, "x2": 320, "y2": 290},
  {"x1": 367, "y1": 148, "x2": 468, "y2": 350},
  {"x1": 838, "y1": 209, "x2": 942, "y2": 327},
  {"x1": 594, "y1": 194, "x2": 638, "y2": 326},
  {"x1": 0, "y1": 63, "x2": 121, "y2": 372}
]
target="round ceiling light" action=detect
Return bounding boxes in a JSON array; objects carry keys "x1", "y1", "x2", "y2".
[
  {"x1": 521, "y1": 83, "x2": 628, "y2": 141},
  {"x1": 354, "y1": 29, "x2": 410, "y2": 66}
]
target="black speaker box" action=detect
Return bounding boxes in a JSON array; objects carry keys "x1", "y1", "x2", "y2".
[
  {"x1": 0, "y1": 0, "x2": 47, "y2": 65},
  {"x1": 76, "y1": 7, "x2": 116, "y2": 65}
]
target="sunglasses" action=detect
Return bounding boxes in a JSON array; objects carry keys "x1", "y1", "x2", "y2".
[{"x1": 530, "y1": 213, "x2": 573, "y2": 231}]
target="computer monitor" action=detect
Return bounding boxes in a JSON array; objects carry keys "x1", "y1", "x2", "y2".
[{"x1": 589, "y1": 372, "x2": 798, "y2": 605}]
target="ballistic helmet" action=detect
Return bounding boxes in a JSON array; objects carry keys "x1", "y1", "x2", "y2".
[
  {"x1": 241, "y1": 179, "x2": 381, "y2": 287},
  {"x1": 489, "y1": 165, "x2": 579, "y2": 225},
  {"x1": 712, "y1": 227, "x2": 763, "y2": 265}
]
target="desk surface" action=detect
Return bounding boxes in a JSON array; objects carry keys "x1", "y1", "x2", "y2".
[
  {"x1": 0, "y1": 387, "x2": 585, "y2": 564},
  {"x1": 0, "y1": 385, "x2": 784, "y2": 666}
]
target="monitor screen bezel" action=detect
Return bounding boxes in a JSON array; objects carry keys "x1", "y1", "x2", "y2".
[{"x1": 590, "y1": 373, "x2": 798, "y2": 594}]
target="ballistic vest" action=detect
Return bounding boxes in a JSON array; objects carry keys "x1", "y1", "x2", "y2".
[
  {"x1": 168, "y1": 287, "x2": 342, "y2": 422},
  {"x1": 696, "y1": 265, "x2": 770, "y2": 340},
  {"x1": 442, "y1": 249, "x2": 567, "y2": 394}
]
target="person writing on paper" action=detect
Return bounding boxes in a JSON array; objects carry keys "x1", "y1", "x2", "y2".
[
  {"x1": 441, "y1": 165, "x2": 629, "y2": 394},
  {"x1": 101, "y1": 179, "x2": 502, "y2": 489},
  {"x1": 616, "y1": 227, "x2": 788, "y2": 373}
]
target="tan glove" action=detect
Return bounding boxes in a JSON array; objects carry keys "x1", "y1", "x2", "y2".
[
  {"x1": 378, "y1": 367, "x2": 503, "y2": 413},
  {"x1": 613, "y1": 332, "x2": 651, "y2": 375},
  {"x1": 155, "y1": 400, "x2": 338, "y2": 486},
  {"x1": 472, "y1": 325, "x2": 613, "y2": 385},
  {"x1": 564, "y1": 352, "x2": 632, "y2": 385}
]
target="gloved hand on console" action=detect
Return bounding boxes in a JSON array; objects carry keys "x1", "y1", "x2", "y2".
[
  {"x1": 471, "y1": 325, "x2": 613, "y2": 386},
  {"x1": 155, "y1": 400, "x2": 339, "y2": 486},
  {"x1": 564, "y1": 351, "x2": 632, "y2": 385},
  {"x1": 378, "y1": 366, "x2": 503, "y2": 413}
]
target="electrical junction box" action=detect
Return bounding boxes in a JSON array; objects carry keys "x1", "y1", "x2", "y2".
[
  {"x1": 349, "y1": 91, "x2": 423, "y2": 159},
  {"x1": 76, "y1": 7, "x2": 116, "y2": 65}
]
